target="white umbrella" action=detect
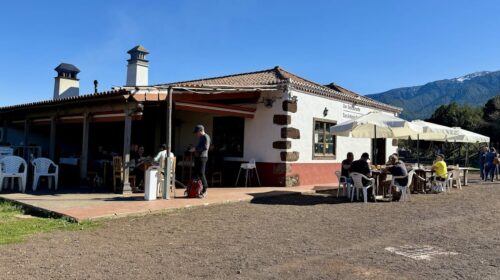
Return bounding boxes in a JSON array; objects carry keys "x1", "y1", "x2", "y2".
[
  {"x1": 398, "y1": 120, "x2": 458, "y2": 166},
  {"x1": 330, "y1": 112, "x2": 422, "y2": 138},
  {"x1": 448, "y1": 128, "x2": 490, "y2": 166},
  {"x1": 330, "y1": 112, "x2": 422, "y2": 163},
  {"x1": 405, "y1": 120, "x2": 458, "y2": 141},
  {"x1": 449, "y1": 127, "x2": 490, "y2": 143}
]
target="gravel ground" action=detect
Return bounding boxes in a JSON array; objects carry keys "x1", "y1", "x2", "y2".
[{"x1": 0, "y1": 176, "x2": 499, "y2": 280}]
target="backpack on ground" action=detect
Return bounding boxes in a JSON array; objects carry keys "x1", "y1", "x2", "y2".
[{"x1": 186, "y1": 179, "x2": 203, "y2": 198}]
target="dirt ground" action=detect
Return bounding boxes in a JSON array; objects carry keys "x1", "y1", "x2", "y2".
[{"x1": 0, "y1": 176, "x2": 499, "y2": 280}]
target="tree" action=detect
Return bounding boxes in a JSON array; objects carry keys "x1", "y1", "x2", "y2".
[
  {"x1": 482, "y1": 95, "x2": 500, "y2": 144},
  {"x1": 426, "y1": 102, "x2": 483, "y2": 131},
  {"x1": 483, "y1": 95, "x2": 500, "y2": 122}
]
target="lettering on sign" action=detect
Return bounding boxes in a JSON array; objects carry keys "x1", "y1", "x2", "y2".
[{"x1": 342, "y1": 103, "x2": 362, "y2": 119}]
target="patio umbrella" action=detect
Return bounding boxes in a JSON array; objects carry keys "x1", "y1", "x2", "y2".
[
  {"x1": 448, "y1": 127, "x2": 490, "y2": 143},
  {"x1": 449, "y1": 127, "x2": 490, "y2": 167},
  {"x1": 397, "y1": 120, "x2": 458, "y2": 166},
  {"x1": 330, "y1": 112, "x2": 422, "y2": 163}
]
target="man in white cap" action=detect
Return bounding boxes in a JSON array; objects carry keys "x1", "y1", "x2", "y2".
[{"x1": 192, "y1": 124, "x2": 211, "y2": 197}]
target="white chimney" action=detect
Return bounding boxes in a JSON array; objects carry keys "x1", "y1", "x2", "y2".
[
  {"x1": 126, "y1": 45, "x2": 149, "y2": 86},
  {"x1": 53, "y1": 63, "x2": 80, "y2": 100}
]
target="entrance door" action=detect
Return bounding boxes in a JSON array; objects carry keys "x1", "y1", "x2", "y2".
[{"x1": 371, "y1": 138, "x2": 386, "y2": 165}]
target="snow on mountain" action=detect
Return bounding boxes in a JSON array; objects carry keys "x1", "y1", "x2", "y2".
[{"x1": 454, "y1": 71, "x2": 491, "y2": 82}]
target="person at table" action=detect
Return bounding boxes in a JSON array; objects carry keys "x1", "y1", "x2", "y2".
[
  {"x1": 350, "y1": 152, "x2": 375, "y2": 201},
  {"x1": 341, "y1": 152, "x2": 354, "y2": 183},
  {"x1": 154, "y1": 144, "x2": 168, "y2": 163},
  {"x1": 132, "y1": 145, "x2": 152, "y2": 189},
  {"x1": 484, "y1": 147, "x2": 497, "y2": 182},
  {"x1": 430, "y1": 154, "x2": 447, "y2": 191},
  {"x1": 479, "y1": 146, "x2": 488, "y2": 180},
  {"x1": 381, "y1": 154, "x2": 408, "y2": 198}
]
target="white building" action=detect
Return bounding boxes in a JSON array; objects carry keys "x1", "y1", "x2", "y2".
[{"x1": 0, "y1": 45, "x2": 401, "y2": 192}]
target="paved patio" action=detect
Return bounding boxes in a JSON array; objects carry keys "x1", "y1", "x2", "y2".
[{"x1": 0, "y1": 185, "x2": 335, "y2": 221}]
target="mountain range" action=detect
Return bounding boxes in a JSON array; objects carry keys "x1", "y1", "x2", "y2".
[{"x1": 366, "y1": 70, "x2": 500, "y2": 120}]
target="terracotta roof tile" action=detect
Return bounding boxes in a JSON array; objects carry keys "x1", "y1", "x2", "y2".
[{"x1": 159, "y1": 66, "x2": 401, "y2": 113}]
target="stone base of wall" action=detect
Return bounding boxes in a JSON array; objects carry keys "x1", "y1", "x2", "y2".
[
  {"x1": 249, "y1": 162, "x2": 341, "y2": 187},
  {"x1": 287, "y1": 162, "x2": 341, "y2": 186}
]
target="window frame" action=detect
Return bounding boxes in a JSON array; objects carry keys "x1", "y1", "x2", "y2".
[{"x1": 312, "y1": 118, "x2": 337, "y2": 160}]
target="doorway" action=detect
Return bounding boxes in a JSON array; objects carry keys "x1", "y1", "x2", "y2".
[{"x1": 372, "y1": 138, "x2": 386, "y2": 165}]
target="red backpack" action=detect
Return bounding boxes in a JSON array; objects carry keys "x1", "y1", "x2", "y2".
[{"x1": 186, "y1": 179, "x2": 203, "y2": 198}]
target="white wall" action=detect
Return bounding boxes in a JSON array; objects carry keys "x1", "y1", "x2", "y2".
[
  {"x1": 241, "y1": 100, "x2": 283, "y2": 162},
  {"x1": 126, "y1": 62, "x2": 148, "y2": 86},
  {"x1": 172, "y1": 89, "x2": 399, "y2": 164},
  {"x1": 53, "y1": 78, "x2": 79, "y2": 99},
  {"x1": 290, "y1": 90, "x2": 396, "y2": 163}
]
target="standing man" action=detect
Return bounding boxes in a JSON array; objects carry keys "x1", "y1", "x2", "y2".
[
  {"x1": 192, "y1": 125, "x2": 211, "y2": 197},
  {"x1": 479, "y1": 146, "x2": 488, "y2": 180},
  {"x1": 484, "y1": 147, "x2": 497, "y2": 182}
]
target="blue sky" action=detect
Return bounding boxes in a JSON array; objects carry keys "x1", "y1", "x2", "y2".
[{"x1": 1, "y1": 0, "x2": 500, "y2": 106}]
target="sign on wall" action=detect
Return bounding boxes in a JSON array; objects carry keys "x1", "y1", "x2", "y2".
[{"x1": 342, "y1": 103, "x2": 362, "y2": 120}]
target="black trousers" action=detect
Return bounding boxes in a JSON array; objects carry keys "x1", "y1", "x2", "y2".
[{"x1": 194, "y1": 157, "x2": 208, "y2": 192}]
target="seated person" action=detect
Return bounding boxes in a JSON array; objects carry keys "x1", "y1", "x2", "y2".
[
  {"x1": 350, "y1": 152, "x2": 375, "y2": 201},
  {"x1": 132, "y1": 146, "x2": 152, "y2": 189},
  {"x1": 381, "y1": 154, "x2": 408, "y2": 197},
  {"x1": 154, "y1": 144, "x2": 168, "y2": 163},
  {"x1": 430, "y1": 154, "x2": 448, "y2": 191},
  {"x1": 91, "y1": 145, "x2": 110, "y2": 178},
  {"x1": 341, "y1": 152, "x2": 354, "y2": 183}
]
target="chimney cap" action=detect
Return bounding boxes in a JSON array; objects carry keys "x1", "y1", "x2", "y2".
[
  {"x1": 127, "y1": 45, "x2": 149, "y2": 54},
  {"x1": 55, "y1": 63, "x2": 80, "y2": 74}
]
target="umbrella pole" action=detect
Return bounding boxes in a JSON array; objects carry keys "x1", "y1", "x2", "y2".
[
  {"x1": 465, "y1": 143, "x2": 469, "y2": 167},
  {"x1": 417, "y1": 134, "x2": 420, "y2": 168},
  {"x1": 453, "y1": 140, "x2": 457, "y2": 165},
  {"x1": 374, "y1": 125, "x2": 377, "y2": 165}
]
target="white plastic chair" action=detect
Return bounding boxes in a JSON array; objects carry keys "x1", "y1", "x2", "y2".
[
  {"x1": 235, "y1": 159, "x2": 261, "y2": 187},
  {"x1": 445, "y1": 172, "x2": 453, "y2": 192},
  {"x1": 431, "y1": 173, "x2": 450, "y2": 193},
  {"x1": 32, "y1": 157, "x2": 59, "y2": 191},
  {"x1": 0, "y1": 156, "x2": 27, "y2": 193},
  {"x1": 391, "y1": 170, "x2": 415, "y2": 202},
  {"x1": 349, "y1": 172, "x2": 375, "y2": 203},
  {"x1": 335, "y1": 170, "x2": 350, "y2": 198},
  {"x1": 449, "y1": 166, "x2": 462, "y2": 190}
]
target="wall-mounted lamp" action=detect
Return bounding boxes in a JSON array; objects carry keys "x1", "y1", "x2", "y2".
[
  {"x1": 323, "y1": 107, "x2": 329, "y2": 117},
  {"x1": 287, "y1": 91, "x2": 298, "y2": 103},
  {"x1": 264, "y1": 98, "x2": 275, "y2": 108},
  {"x1": 135, "y1": 103, "x2": 144, "y2": 115}
]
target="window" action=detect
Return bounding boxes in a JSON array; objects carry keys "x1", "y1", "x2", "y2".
[
  {"x1": 313, "y1": 119, "x2": 336, "y2": 159},
  {"x1": 213, "y1": 117, "x2": 244, "y2": 157}
]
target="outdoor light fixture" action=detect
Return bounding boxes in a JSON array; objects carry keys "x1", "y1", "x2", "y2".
[
  {"x1": 264, "y1": 98, "x2": 274, "y2": 108},
  {"x1": 136, "y1": 103, "x2": 144, "y2": 113},
  {"x1": 323, "y1": 107, "x2": 329, "y2": 117}
]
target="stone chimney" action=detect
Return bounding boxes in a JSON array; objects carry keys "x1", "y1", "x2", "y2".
[
  {"x1": 126, "y1": 45, "x2": 149, "y2": 86},
  {"x1": 53, "y1": 63, "x2": 80, "y2": 100}
]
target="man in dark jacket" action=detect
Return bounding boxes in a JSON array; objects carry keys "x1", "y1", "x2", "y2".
[
  {"x1": 350, "y1": 152, "x2": 375, "y2": 201},
  {"x1": 192, "y1": 124, "x2": 211, "y2": 197},
  {"x1": 350, "y1": 152, "x2": 372, "y2": 180}
]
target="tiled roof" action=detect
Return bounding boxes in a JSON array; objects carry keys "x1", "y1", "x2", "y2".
[
  {"x1": 0, "y1": 66, "x2": 401, "y2": 114},
  {"x1": 159, "y1": 66, "x2": 401, "y2": 113},
  {"x1": 0, "y1": 89, "x2": 130, "y2": 112}
]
